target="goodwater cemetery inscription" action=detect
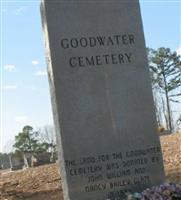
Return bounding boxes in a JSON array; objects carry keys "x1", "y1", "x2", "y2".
[{"x1": 41, "y1": 0, "x2": 165, "y2": 199}]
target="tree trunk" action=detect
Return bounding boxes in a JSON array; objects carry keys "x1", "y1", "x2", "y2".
[
  {"x1": 154, "y1": 94, "x2": 161, "y2": 127},
  {"x1": 163, "y1": 71, "x2": 172, "y2": 133},
  {"x1": 165, "y1": 91, "x2": 172, "y2": 133},
  {"x1": 161, "y1": 93, "x2": 168, "y2": 130}
]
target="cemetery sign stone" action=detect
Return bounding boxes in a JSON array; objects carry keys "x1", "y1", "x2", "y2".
[{"x1": 41, "y1": 0, "x2": 165, "y2": 199}]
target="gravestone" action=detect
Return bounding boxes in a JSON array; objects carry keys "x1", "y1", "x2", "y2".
[
  {"x1": 0, "y1": 154, "x2": 10, "y2": 169},
  {"x1": 41, "y1": 0, "x2": 165, "y2": 199},
  {"x1": 9, "y1": 154, "x2": 24, "y2": 171}
]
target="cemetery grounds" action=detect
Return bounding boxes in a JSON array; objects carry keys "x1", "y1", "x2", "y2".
[{"x1": 0, "y1": 133, "x2": 181, "y2": 200}]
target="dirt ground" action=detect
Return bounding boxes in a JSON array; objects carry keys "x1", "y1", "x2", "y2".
[
  {"x1": 160, "y1": 133, "x2": 181, "y2": 183},
  {"x1": 0, "y1": 133, "x2": 181, "y2": 200}
]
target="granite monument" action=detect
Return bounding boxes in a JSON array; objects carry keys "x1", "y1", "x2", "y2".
[{"x1": 41, "y1": 0, "x2": 165, "y2": 199}]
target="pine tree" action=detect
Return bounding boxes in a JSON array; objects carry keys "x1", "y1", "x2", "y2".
[{"x1": 148, "y1": 47, "x2": 181, "y2": 133}]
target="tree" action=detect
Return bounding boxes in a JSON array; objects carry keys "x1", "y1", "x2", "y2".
[
  {"x1": 13, "y1": 125, "x2": 54, "y2": 167},
  {"x1": 148, "y1": 47, "x2": 181, "y2": 133},
  {"x1": 13, "y1": 126, "x2": 38, "y2": 153},
  {"x1": 14, "y1": 125, "x2": 51, "y2": 153},
  {"x1": 38, "y1": 125, "x2": 56, "y2": 152}
]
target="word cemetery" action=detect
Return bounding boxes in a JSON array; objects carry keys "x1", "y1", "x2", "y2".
[{"x1": 41, "y1": 0, "x2": 165, "y2": 199}]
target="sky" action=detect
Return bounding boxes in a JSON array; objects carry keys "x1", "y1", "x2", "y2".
[{"x1": 0, "y1": 0, "x2": 181, "y2": 152}]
